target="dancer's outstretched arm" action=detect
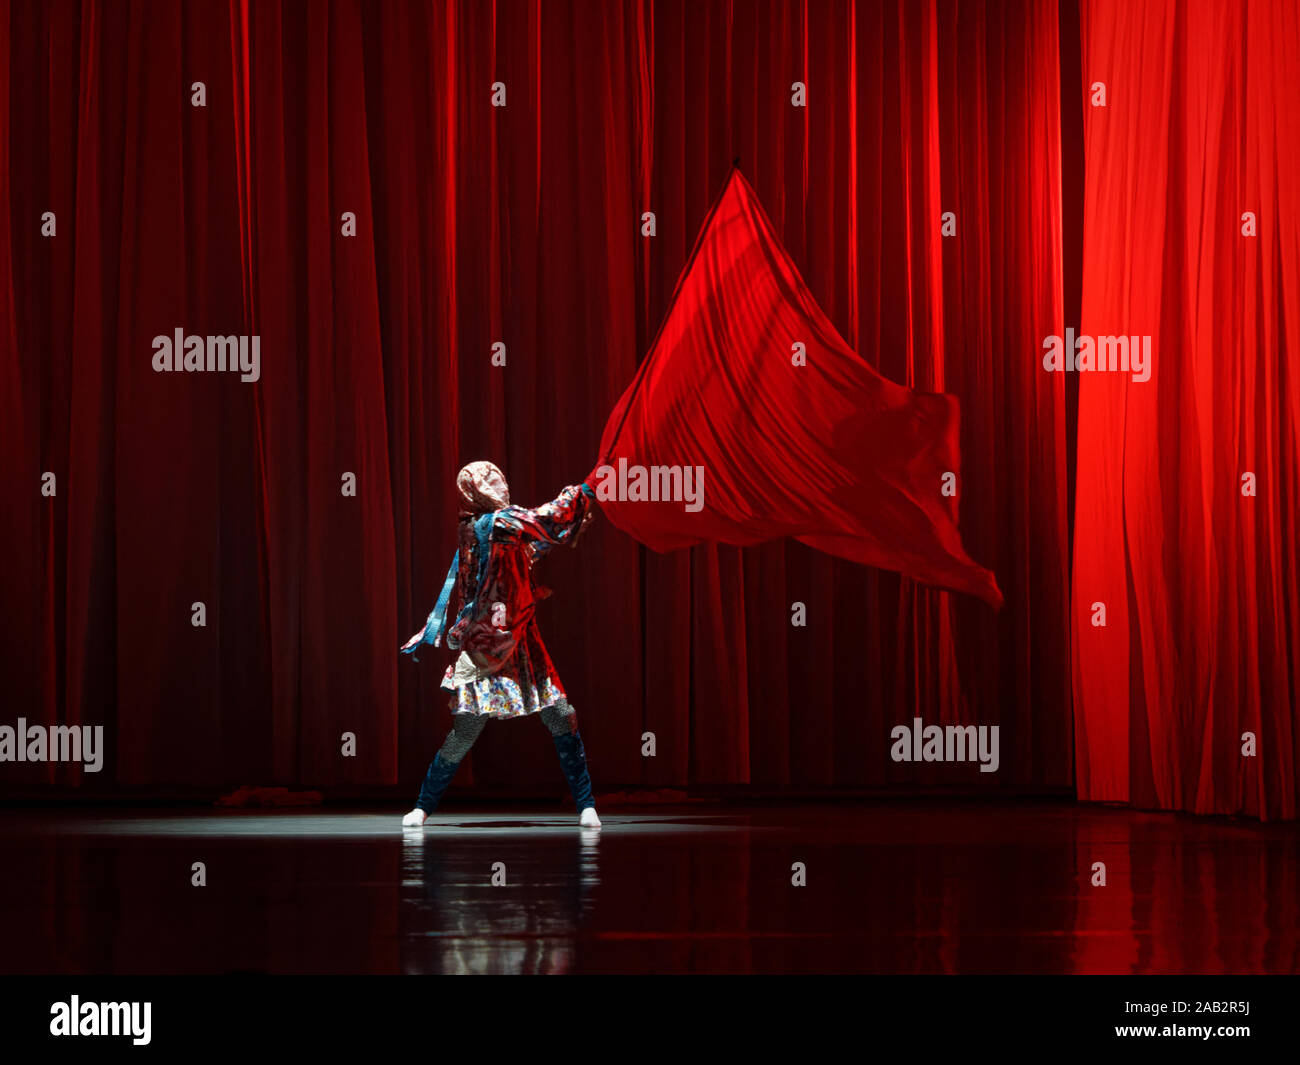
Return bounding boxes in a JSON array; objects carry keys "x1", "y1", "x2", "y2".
[
  {"x1": 492, "y1": 482, "x2": 596, "y2": 549},
  {"x1": 400, "y1": 481, "x2": 594, "y2": 652}
]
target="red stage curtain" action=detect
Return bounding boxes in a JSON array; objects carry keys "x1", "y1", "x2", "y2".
[
  {"x1": 1073, "y1": 0, "x2": 1300, "y2": 818},
  {"x1": 1, "y1": 0, "x2": 1072, "y2": 798}
]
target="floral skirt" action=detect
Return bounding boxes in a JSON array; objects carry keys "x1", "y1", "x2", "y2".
[{"x1": 440, "y1": 627, "x2": 566, "y2": 719}]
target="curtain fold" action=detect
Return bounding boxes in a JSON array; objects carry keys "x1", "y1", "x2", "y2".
[
  {"x1": 1073, "y1": 0, "x2": 1300, "y2": 819},
  {"x1": 3, "y1": 0, "x2": 1071, "y2": 799}
]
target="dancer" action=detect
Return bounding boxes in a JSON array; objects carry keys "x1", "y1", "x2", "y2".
[{"x1": 400, "y1": 461, "x2": 601, "y2": 829}]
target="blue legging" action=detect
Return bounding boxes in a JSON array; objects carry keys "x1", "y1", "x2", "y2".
[{"x1": 416, "y1": 699, "x2": 595, "y2": 813}]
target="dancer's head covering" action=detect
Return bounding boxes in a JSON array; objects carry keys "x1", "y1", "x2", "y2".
[{"x1": 456, "y1": 461, "x2": 511, "y2": 515}]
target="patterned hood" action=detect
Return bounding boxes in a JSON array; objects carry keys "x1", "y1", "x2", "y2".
[{"x1": 456, "y1": 461, "x2": 511, "y2": 515}]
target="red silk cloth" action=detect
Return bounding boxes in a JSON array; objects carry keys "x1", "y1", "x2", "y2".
[{"x1": 591, "y1": 170, "x2": 1003, "y2": 609}]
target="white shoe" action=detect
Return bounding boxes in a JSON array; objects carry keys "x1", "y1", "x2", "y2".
[
  {"x1": 579, "y1": 807, "x2": 602, "y2": 828},
  {"x1": 401, "y1": 809, "x2": 427, "y2": 828}
]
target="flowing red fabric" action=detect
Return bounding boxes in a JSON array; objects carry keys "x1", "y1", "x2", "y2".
[
  {"x1": 592, "y1": 169, "x2": 1003, "y2": 608},
  {"x1": 1073, "y1": 0, "x2": 1300, "y2": 819}
]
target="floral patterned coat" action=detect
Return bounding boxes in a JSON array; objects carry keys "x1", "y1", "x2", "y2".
[{"x1": 410, "y1": 483, "x2": 594, "y2": 719}]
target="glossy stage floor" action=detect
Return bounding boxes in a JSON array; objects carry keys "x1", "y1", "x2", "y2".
[{"x1": 2, "y1": 800, "x2": 1296, "y2": 974}]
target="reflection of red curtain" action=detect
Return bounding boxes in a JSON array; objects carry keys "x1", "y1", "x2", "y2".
[
  {"x1": 0, "y1": 0, "x2": 1071, "y2": 796},
  {"x1": 1073, "y1": 0, "x2": 1300, "y2": 819}
]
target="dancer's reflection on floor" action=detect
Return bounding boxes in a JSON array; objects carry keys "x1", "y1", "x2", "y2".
[{"x1": 399, "y1": 825, "x2": 601, "y2": 974}]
